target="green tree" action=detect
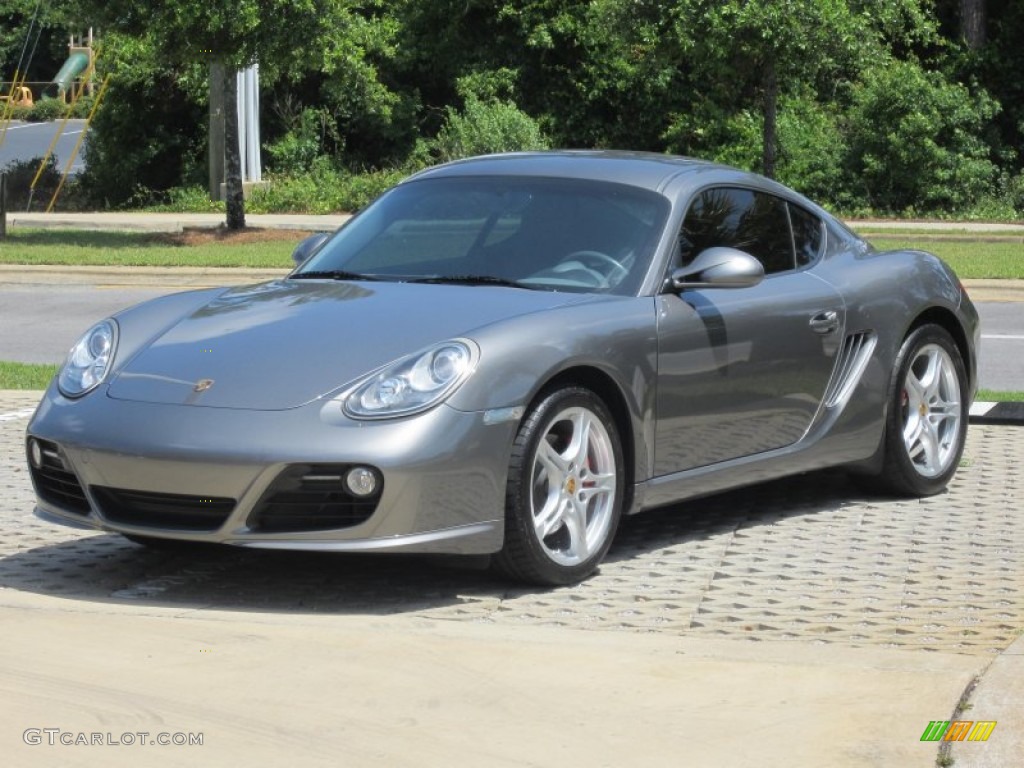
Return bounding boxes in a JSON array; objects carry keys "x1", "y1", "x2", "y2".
[
  {"x1": 0, "y1": 0, "x2": 70, "y2": 86},
  {"x1": 668, "y1": 0, "x2": 873, "y2": 178},
  {"x1": 845, "y1": 58, "x2": 999, "y2": 212},
  {"x1": 78, "y1": 33, "x2": 208, "y2": 209},
  {"x1": 76, "y1": 0, "x2": 390, "y2": 227},
  {"x1": 665, "y1": 0, "x2": 943, "y2": 180}
]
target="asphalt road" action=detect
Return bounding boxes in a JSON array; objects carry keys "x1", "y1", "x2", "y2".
[
  {"x1": 0, "y1": 119, "x2": 88, "y2": 175},
  {"x1": 0, "y1": 284, "x2": 169, "y2": 363},
  {"x1": 976, "y1": 301, "x2": 1024, "y2": 392},
  {"x1": 0, "y1": 282, "x2": 1020, "y2": 392}
]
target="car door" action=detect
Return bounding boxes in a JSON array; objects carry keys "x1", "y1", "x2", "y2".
[{"x1": 653, "y1": 187, "x2": 844, "y2": 475}]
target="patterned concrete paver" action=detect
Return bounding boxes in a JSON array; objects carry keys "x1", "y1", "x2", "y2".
[{"x1": 1, "y1": 390, "x2": 1021, "y2": 656}]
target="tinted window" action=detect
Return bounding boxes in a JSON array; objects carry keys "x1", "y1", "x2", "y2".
[
  {"x1": 825, "y1": 216, "x2": 871, "y2": 258},
  {"x1": 679, "y1": 188, "x2": 795, "y2": 274},
  {"x1": 299, "y1": 177, "x2": 670, "y2": 295},
  {"x1": 788, "y1": 204, "x2": 823, "y2": 266}
]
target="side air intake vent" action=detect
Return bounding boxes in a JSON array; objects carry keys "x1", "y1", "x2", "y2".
[{"x1": 824, "y1": 331, "x2": 877, "y2": 409}]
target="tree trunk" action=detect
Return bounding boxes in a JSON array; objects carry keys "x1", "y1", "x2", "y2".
[
  {"x1": 960, "y1": 0, "x2": 987, "y2": 50},
  {"x1": 761, "y1": 61, "x2": 777, "y2": 180},
  {"x1": 223, "y1": 68, "x2": 246, "y2": 230}
]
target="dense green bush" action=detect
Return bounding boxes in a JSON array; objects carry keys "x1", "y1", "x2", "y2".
[
  {"x1": 22, "y1": 97, "x2": 64, "y2": 121},
  {"x1": 7, "y1": 94, "x2": 95, "y2": 121},
  {"x1": 145, "y1": 185, "x2": 225, "y2": 213},
  {"x1": 845, "y1": 59, "x2": 1000, "y2": 214},
  {"x1": 246, "y1": 159, "x2": 406, "y2": 214},
  {"x1": 74, "y1": 32, "x2": 207, "y2": 209},
  {"x1": 79, "y1": 74, "x2": 206, "y2": 208},
  {"x1": 0, "y1": 155, "x2": 88, "y2": 211},
  {"x1": 775, "y1": 99, "x2": 848, "y2": 207},
  {"x1": 0, "y1": 156, "x2": 59, "y2": 210},
  {"x1": 429, "y1": 96, "x2": 549, "y2": 163},
  {"x1": 265, "y1": 107, "x2": 340, "y2": 174}
]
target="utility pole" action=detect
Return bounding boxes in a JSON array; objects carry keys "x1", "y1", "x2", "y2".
[{"x1": 208, "y1": 62, "x2": 225, "y2": 201}]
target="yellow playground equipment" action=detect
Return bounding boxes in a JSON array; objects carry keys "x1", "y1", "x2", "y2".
[{"x1": 0, "y1": 84, "x2": 34, "y2": 107}]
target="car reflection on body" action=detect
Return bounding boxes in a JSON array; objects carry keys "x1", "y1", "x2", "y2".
[{"x1": 26, "y1": 151, "x2": 978, "y2": 585}]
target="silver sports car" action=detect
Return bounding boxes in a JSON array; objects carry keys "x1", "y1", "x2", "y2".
[{"x1": 26, "y1": 151, "x2": 979, "y2": 585}]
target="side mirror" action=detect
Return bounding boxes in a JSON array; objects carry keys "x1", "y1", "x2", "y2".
[
  {"x1": 290, "y1": 232, "x2": 330, "y2": 267},
  {"x1": 670, "y1": 247, "x2": 765, "y2": 291}
]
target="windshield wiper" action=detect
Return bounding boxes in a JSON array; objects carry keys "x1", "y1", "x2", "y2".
[
  {"x1": 289, "y1": 269, "x2": 386, "y2": 282},
  {"x1": 407, "y1": 274, "x2": 536, "y2": 289}
]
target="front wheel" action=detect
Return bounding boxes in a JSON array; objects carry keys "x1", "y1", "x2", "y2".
[
  {"x1": 875, "y1": 324, "x2": 968, "y2": 496},
  {"x1": 494, "y1": 387, "x2": 625, "y2": 586}
]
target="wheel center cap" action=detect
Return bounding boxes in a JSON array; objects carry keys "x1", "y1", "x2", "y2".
[
  {"x1": 919, "y1": 403, "x2": 928, "y2": 416},
  {"x1": 565, "y1": 477, "x2": 577, "y2": 495}
]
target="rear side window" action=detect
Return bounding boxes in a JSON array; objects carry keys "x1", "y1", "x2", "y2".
[
  {"x1": 788, "y1": 204, "x2": 824, "y2": 266},
  {"x1": 679, "y1": 188, "x2": 823, "y2": 274}
]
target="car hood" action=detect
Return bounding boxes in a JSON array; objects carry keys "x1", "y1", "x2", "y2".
[{"x1": 106, "y1": 279, "x2": 588, "y2": 410}]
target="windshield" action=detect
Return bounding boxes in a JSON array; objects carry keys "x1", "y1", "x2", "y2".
[{"x1": 294, "y1": 176, "x2": 670, "y2": 294}]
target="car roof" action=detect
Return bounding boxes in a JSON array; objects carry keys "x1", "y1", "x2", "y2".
[
  {"x1": 405, "y1": 150, "x2": 824, "y2": 203},
  {"x1": 406, "y1": 150, "x2": 722, "y2": 193},
  {"x1": 403, "y1": 150, "x2": 838, "y2": 227}
]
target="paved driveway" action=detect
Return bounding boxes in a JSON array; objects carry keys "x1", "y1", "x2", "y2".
[{"x1": 2, "y1": 390, "x2": 1021, "y2": 656}]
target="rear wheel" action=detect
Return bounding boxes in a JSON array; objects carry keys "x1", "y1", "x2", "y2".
[
  {"x1": 875, "y1": 324, "x2": 968, "y2": 496},
  {"x1": 494, "y1": 387, "x2": 624, "y2": 586}
]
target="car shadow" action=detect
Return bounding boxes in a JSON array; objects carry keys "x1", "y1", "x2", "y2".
[
  {"x1": 607, "y1": 468, "x2": 875, "y2": 565},
  {"x1": 0, "y1": 468, "x2": 887, "y2": 616}
]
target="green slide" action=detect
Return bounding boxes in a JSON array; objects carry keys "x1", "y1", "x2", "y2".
[{"x1": 52, "y1": 52, "x2": 90, "y2": 94}]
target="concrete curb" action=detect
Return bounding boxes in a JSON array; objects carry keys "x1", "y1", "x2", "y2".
[
  {"x1": 6, "y1": 211, "x2": 351, "y2": 232},
  {"x1": 0, "y1": 263, "x2": 287, "y2": 287},
  {"x1": 969, "y1": 402, "x2": 1024, "y2": 425},
  {"x1": 950, "y1": 633, "x2": 1024, "y2": 768}
]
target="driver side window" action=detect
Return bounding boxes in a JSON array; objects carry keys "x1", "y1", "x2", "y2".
[{"x1": 678, "y1": 187, "x2": 795, "y2": 274}]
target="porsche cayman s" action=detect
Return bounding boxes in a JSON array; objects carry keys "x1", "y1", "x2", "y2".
[{"x1": 27, "y1": 152, "x2": 979, "y2": 585}]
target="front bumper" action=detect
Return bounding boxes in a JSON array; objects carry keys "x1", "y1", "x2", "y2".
[{"x1": 26, "y1": 387, "x2": 516, "y2": 555}]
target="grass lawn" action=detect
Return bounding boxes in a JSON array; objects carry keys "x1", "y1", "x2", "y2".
[
  {"x1": 853, "y1": 226, "x2": 1024, "y2": 237},
  {"x1": 0, "y1": 229, "x2": 303, "y2": 269},
  {"x1": 863, "y1": 237, "x2": 1024, "y2": 279},
  {"x1": 0, "y1": 361, "x2": 58, "y2": 390},
  {"x1": 977, "y1": 389, "x2": 1024, "y2": 402}
]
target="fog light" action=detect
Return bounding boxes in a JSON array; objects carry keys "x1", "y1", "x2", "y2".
[
  {"x1": 345, "y1": 467, "x2": 378, "y2": 497},
  {"x1": 28, "y1": 438, "x2": 42, "y2": 469}
]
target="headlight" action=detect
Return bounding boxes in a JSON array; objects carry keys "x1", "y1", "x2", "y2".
[
  {"x1": 344, "y1": 340, "x2": 477, "y2": 419},
  {"x1": 58, "y1": 319, "x2": 118, "y2": 397}
]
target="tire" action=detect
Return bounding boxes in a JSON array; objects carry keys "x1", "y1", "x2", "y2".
[
  {"x1": 494, "y1": 387, "x2": 625, "y2": 586},
  {"x1": 874, "y1": 324, "x2": 968, "y2": 496}
]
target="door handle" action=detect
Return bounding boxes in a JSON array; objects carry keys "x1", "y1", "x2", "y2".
[{"x1": 809, "y1": 310, "x2": 839, "y2": 334}]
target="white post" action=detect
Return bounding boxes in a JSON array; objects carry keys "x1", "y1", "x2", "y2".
[
  {"x1": 247, "y1": 65, "x2": 260, "y2": 182},
  {"x1": 236, "y1": 69, "x2": 247, "y2": 183},
  {"x1": 235, "y1": 65, "x2": 262, "y2": 184}
]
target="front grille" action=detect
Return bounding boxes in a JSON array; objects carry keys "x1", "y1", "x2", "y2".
[
  {"x1": 28, "y1": 438, "x2": 91, "y2": 515},
  {"x1": 249, "y1": 464, "x2": 381, "y2": 533},
  {"x1": 91, "y1": 487, "x2": 235, "y2": 531}
]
